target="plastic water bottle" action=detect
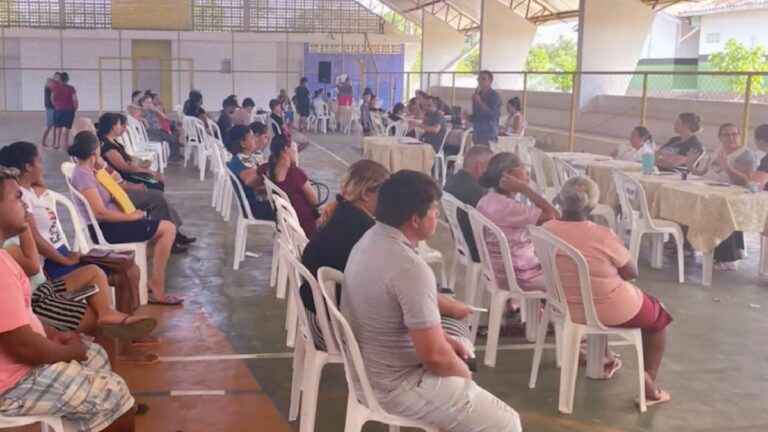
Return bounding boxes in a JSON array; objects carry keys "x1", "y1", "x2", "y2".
[{"x1": 641, "y1": 142, "x2": 655, "y2": 175}]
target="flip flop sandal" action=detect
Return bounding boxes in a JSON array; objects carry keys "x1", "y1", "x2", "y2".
[
  {"x1": 118, "y1": 352, "x2": 160, "y2": 365},
  {"x1": 602, "y1": 358, "x2": 623, "y2": 380},
  {"x1": 99, "y1": 316, "x2": 157, "y2": 341},
  {"x1": 636, "y1": 388, "x2": 671, "y2": 407},
  {"x1": 135, "y1": 403, "x2": 150, "y2": 416},
  {"x1": 148, "y1": 295, "x2": 184, "y2": 306}
]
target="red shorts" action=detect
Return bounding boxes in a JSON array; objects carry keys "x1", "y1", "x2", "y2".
[
  {"x1": 614, "y1": 293, "x2": 673, "y2": 333},
  {"x1": 338, "y1": 95, "x2": 353, "y2": 106}
]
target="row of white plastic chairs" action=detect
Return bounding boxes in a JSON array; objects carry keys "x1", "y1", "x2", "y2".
[{"x1": 440, "y1": 193, "x2": 650, "y2": 414}]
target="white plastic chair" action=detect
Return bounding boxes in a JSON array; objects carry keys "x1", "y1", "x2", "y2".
[
  {"x1": 386, "y1": 121, "x2": 406, "y2": 137},
  {"x1": 0, "y1": 415, "x2": 66, "y2": 431},
  {"x1": 263, "y1": 176, "x2": 292, "y2": 299},
  {"x1": 441, "y1": 194, "x2": 481, "y2": 306},
  {"x1": 118, "y1": 126, "x2": 163, "y2": 174},
  {"x1": 124, "y1": 115, "x2": 167, "y2": 173},
  {"x1": 60, "y1": 162, "x2": 150, "y2": 305},
  {"x1": 280, "y1": 241, "x2": 342, "y2": 432},
  {"x1": 529, "y1": 148, "x2": 558, "y2": 201},
  {"x1": 528, "y1": 226, "x2": 647, "y2": 414},
  {"x1": 182, "y1": 116, "x2": 207, "y2": 176},
  {"x1": 210, "y1": 144, "x2": 232, "y2": 218},
  {"x1": 432, "y1": 124, "x2": 454, "y2": 187},
  {"x1": 226, "y1": 167, "x2": 276, "y2": 271},
  {"x1": 316, "y1": 268, "x2": 439, "y2": 432},
  {"x1": 445, "y1": 128, "x2": 473, "y2": 172},
  {"x1": 613, "y1": 170, "x2": 685, "y2": 283},
  {"x1": 272, "y1": 194, "x2": 307, "y2": 349},
  {"x1": 469, "y1": 207, "x2": 548, "y2": 366},
  {"x1": 552, "y1": 158, "x2": 617, "y2": 233}
]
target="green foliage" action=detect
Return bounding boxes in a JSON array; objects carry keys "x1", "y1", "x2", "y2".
[
  {"x1": 709, "y1": 38, "x2": 768, "y2": 96},
  {"x1": 523, "y1": 36, "x2": 577, "y2": 92},
  {"x1": 455, "y1": 46, "x2": 479, "y2": 73}
]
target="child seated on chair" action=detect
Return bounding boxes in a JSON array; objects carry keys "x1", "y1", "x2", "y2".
[{"x1": 225, "y1": 124, "x2": 274, "y2": 221}]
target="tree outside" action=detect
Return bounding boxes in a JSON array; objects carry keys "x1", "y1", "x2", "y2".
[{"x1": 708, "y1": 38, "x2": 768, "y2": 98}]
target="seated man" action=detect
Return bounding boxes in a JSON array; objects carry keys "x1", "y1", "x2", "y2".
[
  {"x1": 444, "y1": 145, "x2": 493, "y2": 263},
  {"x1": 0, "y1": 166, "x2": 137, "y2": 432},
  {"x1": 420, "y1": 98, "x2": 447, "y2": 153},
  {"x1": 343, "y1": 170, "x2": 521, "y2": 431},
  {"x1": 232, "y1": 97, "x2": 255, "y2": 127},
  {"x1": 226, "y1": 123, "x2": 274, "y2": 220}
]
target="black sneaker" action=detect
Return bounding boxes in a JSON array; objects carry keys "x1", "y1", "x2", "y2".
[
  {"x1": 171, "y1": 243, "x2": 189, "y2": 254},
  {"x1": 176, "y1": 232, "x2": 197, "y2": 245}
]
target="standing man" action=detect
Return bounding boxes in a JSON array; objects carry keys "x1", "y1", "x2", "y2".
[
  {"x1": 470, "y1": 70, "x2": 502, "y2": 145},
  {"x1": 294, "y1": 77, "x2": 311, "y2": 132},
  {"x1": 41, "y1": 73, "x2": 60, "y2": 150}
]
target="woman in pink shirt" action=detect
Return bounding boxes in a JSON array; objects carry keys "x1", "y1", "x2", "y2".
[
  {"x1": 476, "y1": 152, "x2": 558, "y2": 301},
  {"x1": 544, "y1": 176, "x2": 672, "y2": 406}
]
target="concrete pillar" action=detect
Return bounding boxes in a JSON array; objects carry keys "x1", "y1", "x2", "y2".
[
  {"x1": 421, "y1": 13, "x2": 465, "y2": 91},
  {"x1": 479, "y1": 0, "x2": 536, "y2": 90},
  {"x1": 577, "y1": 0, "x2": 654, "y2": 106}
]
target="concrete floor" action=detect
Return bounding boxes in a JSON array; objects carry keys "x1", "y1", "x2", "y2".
[{"x1": 3, "y1": 112, "x2": 768, "y2": 432}]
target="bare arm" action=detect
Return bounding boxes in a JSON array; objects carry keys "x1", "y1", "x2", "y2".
[
  {"x1": 618, "y1": 260, "x2": 638, "y2": 281},
  {"x1": 409, "y1": 326, "x2": 471, "y2": 379},
  {"x1": 0, "y1": 326, "x2": 86, "y2": 366},
  {"x1": 521, "y1": 185, "x2": 559, "y2": 223},
  {"x1": 239, "y1": 168, "x2": 264, "y2": 189},
  {"x1": 103, "y1": 149, "x2": 153, "y2": 176},
  {"x1": 438, "y1": 295, "x2": 472, "y2": 320},
  {"x1": 301, "y1": 181, "x2": 319, "y2": 207},
  {"x1": 5, "y1": 227, "x2": 40, "y2": 276},
  {"x1": 81, "y1": 188, "x2": 143, "y2": 223}
]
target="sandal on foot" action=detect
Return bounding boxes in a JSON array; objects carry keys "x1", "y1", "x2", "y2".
[
  {"x1": 148, "y1": 294, "x2": 184, "y2": 306},
  {"x1": 99, "y1": 316, "x2": 157, "y2": 341},
  {"x1": 636, "y1": 388, "x2": 671, "y2": 407},
  {"x1": 602, "y1": 358, "x2": 623, "y2": 380}
]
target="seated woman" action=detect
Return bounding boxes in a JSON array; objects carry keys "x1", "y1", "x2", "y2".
[
  {"x1": 614, "y1": 126, "x2": 654, "y2": 162},
  {"x1": 656, "y1": 112, "x2": 704, "y2": 171},
  {"x1": 301, "y1": 160, "x2": 475, "y2": 354},
  {"x1": 139, "y1": 93, "x2": 182, "y2": 161},
  {"x1": 98, "y1": 112, "x2": 165, "y2": 191},
  {"x1": 226, "y1": 124, "x2": 274, "y2": 220},
  {"x1": 502, "y1": 97, "x2": 526, "y2": 136},
  {"x1": 694, "y1": 123, "x2": 755, "y2": 271},
  {"x1": 68, "y1": 131, "x2": 181, "y2": 306},
  {"x1": 258, "y1": 135, "x2": 319, "y2": 237},
  {"x1": 545, "y1": 177, "x2": 672, "y2": 405},
  {"x1": 4, "y1": 223, "x2": 156, "y2": 340},
  {"x1": 477, "y1": 152, "x2": 558, "y2": 298}
]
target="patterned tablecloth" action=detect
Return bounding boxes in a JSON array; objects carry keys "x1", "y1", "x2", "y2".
[
  {"x1": 628, "y1": 172, "x2": 768, "y2": 252},
  {"x1": 586, "y1": 160, "x2": 643, "y2": 207},
  {"x1": 362, "y1": 137, "x2": 436, "y2": 175}
]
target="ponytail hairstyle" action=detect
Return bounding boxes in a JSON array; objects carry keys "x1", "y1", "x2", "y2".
[
  {"x1": 508, "y1": 97, "x2": 522, "y2": 114},
  {"x1": 678, "y1": 112, "x2": 702, "y2": 134},
  {"x1": 268, "y1": 135, "x2": 290, "y2": 180},
  {"x1": 226, "y1": 125, "x2": 251, "y2": 155},
  {"x1": 68, "y1": 131, "x2": 100, "y2": 161}
]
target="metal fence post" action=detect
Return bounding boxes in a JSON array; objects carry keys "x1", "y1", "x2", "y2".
[
  {"x1": 741, "y1": 74, "x2": 753, "y2": 147},
  {"x1": 522, "y1": 72, "x2": 528, "y2": 114},
  {"x1": 568, "y1": 72, "x2": 579, "y2": 152},
  {"x1": 98, "y1": 58, "x2": 103, "y2": 115},
  {"x1": 640, "y1": 73, "x2": 649, "y2": 127},
  {"x1": 451, "y1": 72, "x2": 456, "y2": 108}
]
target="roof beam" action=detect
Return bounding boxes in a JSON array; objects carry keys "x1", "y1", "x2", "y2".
[
  {"x1": 528, "y1": 9, "x2": 580, "y2": 23},
  {"x1": 402, "y1": 0, "x2": 445, "y2": 14}
]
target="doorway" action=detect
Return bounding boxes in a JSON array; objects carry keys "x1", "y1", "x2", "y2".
[{"x1": 132, "y1": 40, "x2": 173, "y2": 106}]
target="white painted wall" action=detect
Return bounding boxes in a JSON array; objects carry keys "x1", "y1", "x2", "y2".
[
  {"x1": 479, "y1": 0, "x2": 536, "y2": 90},
  {"x1": 1, "y1": 29, "x2": 413, "y2": 112},
  {"x1": 577, "y1": 0, "x2": 654, "y2": 106},
  {"x1": 642, "y1": 12, "x2": 681, "y2": 59},
  {"x1": 421, "y1": 13, "x2": 465, "y2": 88},
  {"x1": 698, "y1": 10, "x2": 768, "y2": 55}
]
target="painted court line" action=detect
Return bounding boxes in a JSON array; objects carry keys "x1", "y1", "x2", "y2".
[
  {"x1": 159, "y1": 352, "x2": 294, "y2": 362},
  {"x1": 170, "y1": 390, "x2": 227, "y2": 397},
  {"x1": 307, "y1": 140, "x2": 351, "y2": 167}
]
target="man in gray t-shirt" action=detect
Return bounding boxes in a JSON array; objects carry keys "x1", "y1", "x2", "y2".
[{"x1": 343, "y1": 171, "x2": 521, "y2": 432}]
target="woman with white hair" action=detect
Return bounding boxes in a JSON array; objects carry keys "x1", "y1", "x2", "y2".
[{"x1": 545, "y1": 176, "x2": 673, "y2": 406}]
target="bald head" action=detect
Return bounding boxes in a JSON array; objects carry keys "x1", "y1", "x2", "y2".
[{"x1": 463, "y1": 145, "x2": 493, "y2": 180}]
